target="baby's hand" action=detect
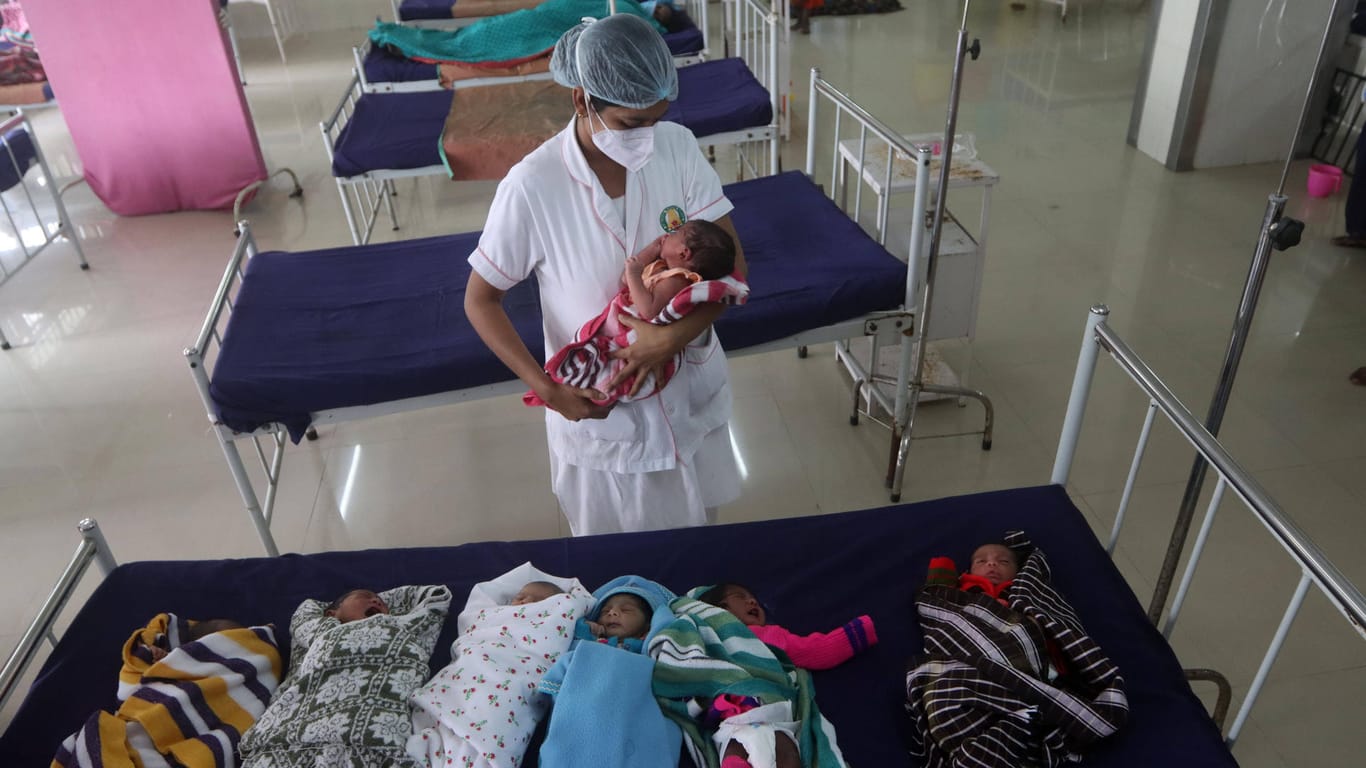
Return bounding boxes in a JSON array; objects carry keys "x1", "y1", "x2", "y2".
[
  {"x1": 148, "y1": 645, "x2": 167, "y2": 662},
  {"x1": 586, "y1": 621, "x2": 605, "y2": 638}
]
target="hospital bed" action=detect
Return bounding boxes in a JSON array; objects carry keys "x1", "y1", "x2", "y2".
[
  {"x1": 0, "y1": 111, "x2": 88, "y2": 351},
  {"x1": 324, "y1": 0, "x2": 779, "y2": 246},
  {"x1": 7, "y1": 307, "x2": 1366, "y2": 767},
  {"x1": 356, "y1": 0, "x2": 712, "y2": 93},
  {"x1": 207, "y1": 68, "x2": 972, "y2": 559}
]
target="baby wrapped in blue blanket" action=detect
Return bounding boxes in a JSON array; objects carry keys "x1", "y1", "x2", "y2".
[{"x1": 536, "y1": 575, "x2": 682, "y2": 768}]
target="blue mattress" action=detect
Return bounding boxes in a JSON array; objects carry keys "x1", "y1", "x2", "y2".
[
  {"x1": 399, "y1": 0, "x2": 455, "y2": 20},
  {"x1": 0, "y1": 127, "x2": 37, "y2": 194},
  {"x1": 0, "y1": 485, "x2": 1239, "y2": 768},
  {"x1": 664, "y1": 58, "x2": 771, "y2": 139},
  {"x1": 208, "y1": 172, "x2": 905, "y2": 440},
  {"x1": 333, "y1": 57, "x2": 769, "y2": 178},
  {"x1": 331, "y1": 89, "x2": 453, "y2": 177},
  {"x1": 363, "y1": 16, "x2": 705, "y2": 85}
]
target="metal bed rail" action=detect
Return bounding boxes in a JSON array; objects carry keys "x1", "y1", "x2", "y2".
[
  {"x1": 728, "y1": 0, "x2": 781, "y2": 178},
  {"x1": 184, "y1": 224, "x2": 289, "y2": 557},
  {"x1": 319, "y1": 73, "x2": 426, "y2": 246},
  {"x1": 0, "y1": 111, "x2": 89, "y2": 350},
  {"x1": 1052, "y1": 305, "x2": 1366, "y2": 748},
  {"x1": 0, "y1": 519, "x2": 117, "y2": 716},
  {"x1": 806, "y1": 68, "x2": 993, "y2": 490}
]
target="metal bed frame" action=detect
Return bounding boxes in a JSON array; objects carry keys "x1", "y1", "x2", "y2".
[
  {"x1": 11, "y1": 305, "x2": 1366, "y2": 760},
  {"x1": 323, "y1": 0, "x2": 780, "y2": 245},
  {"x1": 192, "y1": 71, "x2": 927, "y2": 557},
  {"x1": 357, "y1": 0, "x2": 713, "y2": 93},
  {"x1": 0, "y1": 111, "x2": 89, "y2": 351}
]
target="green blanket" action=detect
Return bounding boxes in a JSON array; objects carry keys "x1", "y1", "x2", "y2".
[
  {"x1": 368, "y1": 0, "x2": 663, "y2": 65},
  {"x1": 648, "y1": 597, "x2": 844, "y2": 768}
]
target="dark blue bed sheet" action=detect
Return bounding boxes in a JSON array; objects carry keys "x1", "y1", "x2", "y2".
[
  {"x1": 0, "y1": 127, "x2": 37, "y2": 193},
  {"x1": 664, "y1": 58, "x2": 772, "y2": 139},
  {"x1": 363, "y1": 17, "x2": 704, "y2": 85},
  {"x1": 333, "y1": 57, "x2": 769, "y2": 178},
  {"x1": 0, "y1": 485, "x2": 1238, "y2": 768},
  {"x1": 331, "y1": 89, "x2": 453, "y2": 177},
  {"x1": 399, "y1": 0, "x2": 455, "y2": 20},
  {"x1": 207, "y1": 172, "x2": 904, "y2": 440}
]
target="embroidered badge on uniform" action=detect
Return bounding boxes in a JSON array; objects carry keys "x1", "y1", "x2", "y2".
[{"x1": 659, "y1": 205, "x2": 686, "y2": 232}]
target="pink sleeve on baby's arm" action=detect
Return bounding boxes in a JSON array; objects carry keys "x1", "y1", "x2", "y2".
[{"x1": 750, "y1": 616, "x2": 878, "y2": 671}]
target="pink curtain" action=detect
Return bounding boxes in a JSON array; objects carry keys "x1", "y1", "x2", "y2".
[{"x1": 24, "y1": 0, "x2": 266, "y2": 215}]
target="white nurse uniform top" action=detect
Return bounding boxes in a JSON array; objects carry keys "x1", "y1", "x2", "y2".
[{"x1": 468, "y1": 118, "x2": 742, "y2": 535}]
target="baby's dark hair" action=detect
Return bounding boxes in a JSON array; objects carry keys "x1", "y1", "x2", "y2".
[
  {"x1": 327, "y1": 588, "x2": 372, "y2": 612},
  {"x1": 697, "y1": 582, "x2": 753, "y2": 607},
  {"x1": 187, "y1": 619, "x2": 244, "y2": 641},
  {"x1": 681, "y1": 219, "x2": 736, "y2": 280},
  {"x1": 526, "y1": 581, "x2": 564, "y2": 596},
  {"x1": 606, "y1": 593, "x2": 652, "y2": 618}
]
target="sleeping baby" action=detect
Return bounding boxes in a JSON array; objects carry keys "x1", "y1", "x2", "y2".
[{"x1": 407, "y1": 564, "x2": 592, "y2": 768}]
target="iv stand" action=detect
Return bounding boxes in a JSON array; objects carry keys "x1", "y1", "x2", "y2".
[
  {"x1": 889, "y1": 0, "x2": 993, "y2": 502},
  {"x1": 1145, "y1": 1, "x2": 1336, "y2": 623}
]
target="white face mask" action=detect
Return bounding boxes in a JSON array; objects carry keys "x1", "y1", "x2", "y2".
[{"x1": 588, "y1": 105, "x2": 656, "y2": 173}]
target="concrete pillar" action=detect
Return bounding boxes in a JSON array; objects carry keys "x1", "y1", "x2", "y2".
[{"x1": 1129, "y1": 0, "x2": 1348, "y2": 170}]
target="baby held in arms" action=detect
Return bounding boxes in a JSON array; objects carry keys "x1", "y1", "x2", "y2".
[{"x1": 526, "y1": 219, "x2": 746, "y2": 408}]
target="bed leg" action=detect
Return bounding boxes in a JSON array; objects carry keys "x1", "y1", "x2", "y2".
[
  {"x1": 306, "y1": 427, "x2": 319, "y2": 441},
  {"x1": 884, "y1": 428, "x2": 900, "y2": 488},
  {"x1": 797, "y1": 345, "x2": 808, "y2": 358},
  {"x1": 850, "y1": 378, "x2": 862, "y2": 426},
  {"x1": 384, "y1": 181, "x2": 400, "y2": 231},
  {"x1": 0, "y1": 326, "x2": 9, "y2": 350},
  {"x1": 217, "y1": 432, "x2": 282, "y2": 557}
]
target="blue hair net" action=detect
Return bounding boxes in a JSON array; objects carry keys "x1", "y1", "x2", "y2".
[{"x1": 550, "y1": 14, "x2": 678, "y2": 109}]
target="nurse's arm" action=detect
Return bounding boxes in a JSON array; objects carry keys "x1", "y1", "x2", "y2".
[{"x1": 464, "y1": 271, "x2": 612, "y2": 421}]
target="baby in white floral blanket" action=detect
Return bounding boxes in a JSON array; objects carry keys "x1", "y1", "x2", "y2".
[{"x1": 407, "y1": 564, "x2": 593, "y2": 768}]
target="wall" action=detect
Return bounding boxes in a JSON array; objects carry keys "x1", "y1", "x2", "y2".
[{"x1": 228, "y1": 0, "x2": 393, "y2": 40}]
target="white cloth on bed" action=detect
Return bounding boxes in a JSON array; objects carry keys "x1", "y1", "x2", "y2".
[
  {"x1": 407, "y1": 563, "x2": 593, "y2": 768},
  {"x1": 469, "y1": 119, "x2": 741, "y2": 533}
]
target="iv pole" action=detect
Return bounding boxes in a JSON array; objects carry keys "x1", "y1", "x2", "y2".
[
  {"x1": 889, "y1": 0, "x2": 992, "y2": 501},
  {"x1": 1145, "y1": 1, "x2": 1341, "y2": 623}
]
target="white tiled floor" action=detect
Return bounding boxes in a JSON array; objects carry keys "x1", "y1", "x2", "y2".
[{"x1": 3, "y1": 0, "x2": 1365, "y2": 763}]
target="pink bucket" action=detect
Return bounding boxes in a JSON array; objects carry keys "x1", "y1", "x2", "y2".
[{"x1": 1307, "y1": 164, "x2": 1343, "y2": 198}]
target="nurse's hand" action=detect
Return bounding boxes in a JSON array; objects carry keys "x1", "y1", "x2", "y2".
[
  {"x1": 608, "y1": 315, "x2": 683, "y2": 397},
  {"x1": 537, "y1": 381, "x2": 614, "y2": 421}
]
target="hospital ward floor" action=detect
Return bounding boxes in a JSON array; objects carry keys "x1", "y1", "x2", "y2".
[{"x1": 2, "y1": 1, "x2": 1365, "y2": 764}]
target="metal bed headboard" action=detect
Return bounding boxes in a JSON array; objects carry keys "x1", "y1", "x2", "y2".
[
  {"x1": 0, "y1": 111, "x2": 89, "y2": 351},
  {"x1": 1052, "y1": 305, "x2": 1366, "y2": 747},
  {"x1": 0, "y1": 519, "x2": 116, "y2": 716},
  {"x1": 319, "y1": 73, "x2": 447, "y2": 245}
]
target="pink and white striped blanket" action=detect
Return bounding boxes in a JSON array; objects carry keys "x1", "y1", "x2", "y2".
[{"x1": 524, "y1": 272, "x2": 749, "y2": 407}]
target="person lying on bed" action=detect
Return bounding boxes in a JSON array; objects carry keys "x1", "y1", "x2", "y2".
[
  {"x1": 640, "y1": 0, "x2": 690, "y2": 32},
  {"x1": 408, "y1": 565, "x2": 592, "y2": 768},
  {"x1": 699, "y1": 582, "x2": 877, "y2": 671},
  {"x1": 525, "y1": 219, "x2": 744, "y2": 408},
  {"x1": 239, "y1": 584, "x2": 452, "y2": 768},
  {"x1": 369, "y1": 0, "x2": 667, "y2": 69},
  {"x1": 906, "y1": 531, "x2": 1128, "y2": 768},
  {"x1": 52, "y1": 613, "x2": 282, "y2": 768},
  {"x1": 653, "y1": 588, "x2": 850, "y2": 768},
  {"x1": 536, "y1": 576, "x2": 684, "y2": 768}
]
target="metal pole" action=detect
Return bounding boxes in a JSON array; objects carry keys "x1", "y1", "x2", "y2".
[
  {"x1": 1147, "y1": 0, "x2": 1343, "y2": 624},
  {"x1": 1051, "y1": 305, "x2": 1110, "y2": 486},
  {"x1": 889, "y1": 0, "x2": 978, "y2": 500}
]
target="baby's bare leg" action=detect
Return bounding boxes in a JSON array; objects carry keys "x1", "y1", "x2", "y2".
[{"x1": 776, "y1": 733, "x2": 800, "y2": 768}]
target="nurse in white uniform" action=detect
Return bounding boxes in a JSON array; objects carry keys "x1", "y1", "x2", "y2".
[{"x1": 464, "y1": 14, "x2": 746, "y2": 536}]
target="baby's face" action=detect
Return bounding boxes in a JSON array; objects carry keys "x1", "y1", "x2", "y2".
[
  {"x1": 511, "y1": 583, "x2": 559, "y2": 606},
  {"x1": 597, "y1": 594, "x2": 650, "y2": 639},
  {"x1": 660, "y1": 226, "x2": 692, "y2": 270},
  {"x1": 970, "y1": 545, "x2": 1018, "y2": 586},
  {"x1": 328, "y1": 590, "x2": 389, "y2": 623},
  {"x1": 717, "y1": 586, "x2": 765, "y2": 626}
]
